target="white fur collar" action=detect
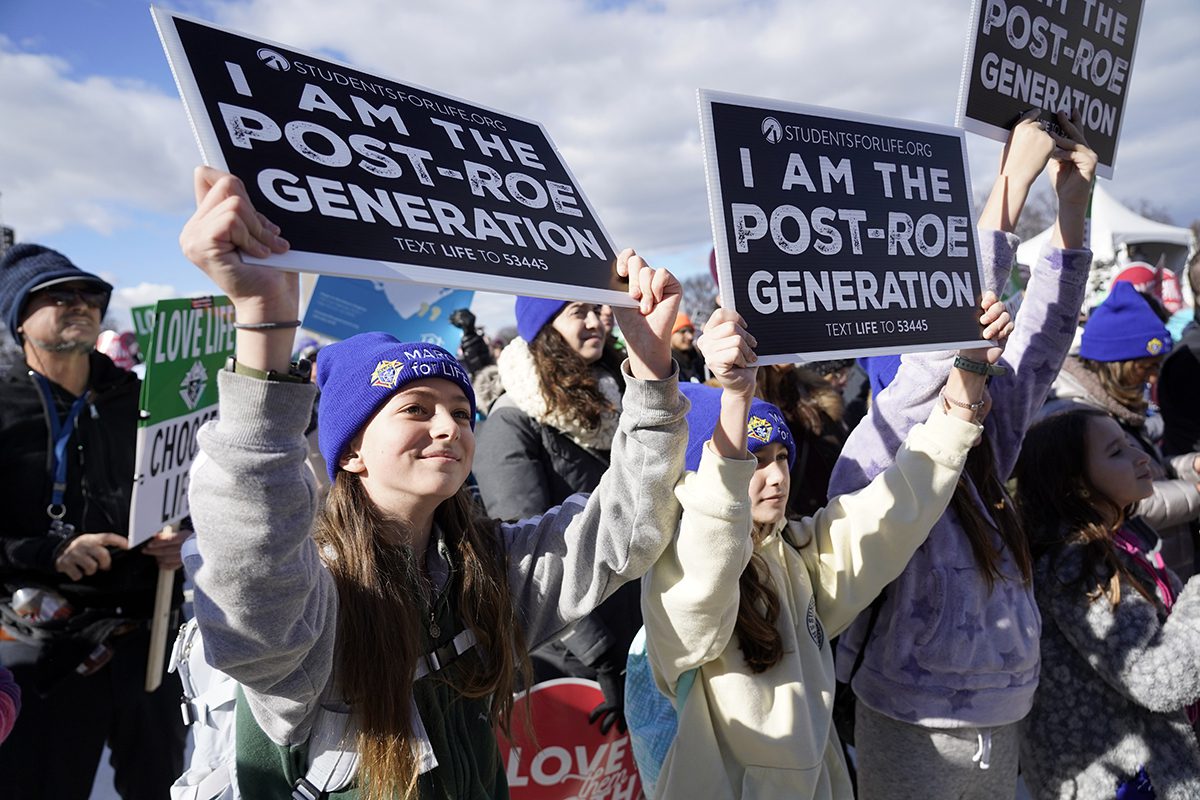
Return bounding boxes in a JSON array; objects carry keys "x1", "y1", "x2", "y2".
[{"x1": 496, "y1": 337, "x2": 621, "y2": 451}]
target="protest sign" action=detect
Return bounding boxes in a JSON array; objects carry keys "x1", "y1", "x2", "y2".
[
  {"x1": 956, "y1": 0, "x2": 1144, "y2": 179},
  {"x1": 131, "y1": 303, "x2": 156, "y2": 361},
  {"x1": 497, "y1": 679, "x2": 640, "y2": 800},
  {"x1": 129, "y1": 296, "x2": 234, "y2": 547},
  {"x1": 302, "y1": 276, "x2": 473, "y2": 349},
  {"x1": 153, "y1": 9, "x2": 626, "y2": 306},
  {"x1": 699, "y1": 90, "x2": 987, "y2": 364}
]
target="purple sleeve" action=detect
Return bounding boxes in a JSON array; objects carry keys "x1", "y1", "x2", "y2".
[
  {"x1": 829, "y1": 231, "x2": 1089, "y2": 495},
  {"x1": 0, "y1": 665, "x2": 21, "y2": 743},
  {"x1": 985, "y1": 241, "x2": 1091, "y2": 477}
]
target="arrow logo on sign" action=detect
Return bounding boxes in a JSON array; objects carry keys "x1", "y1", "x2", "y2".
[{"x1": 256, "y1": 48, "x2": 290, "y2": 71}]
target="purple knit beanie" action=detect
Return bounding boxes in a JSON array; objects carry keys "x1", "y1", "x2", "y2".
[
  {"x1": 679, "y1": 382, "x2": 796, "y2": 472},
  {"x1": 316, "y1": 333, "x2": 475, "y2": 482},
  {"x1": 514, "y1": 296, "x2": 568, "y2": 343},
  {"x1": 1080, "y1": 281, "x2": 1172, "y2": 362}
]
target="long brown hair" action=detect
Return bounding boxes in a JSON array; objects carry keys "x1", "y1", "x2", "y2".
[
  {"x1": 528, "y1": 325, "x2": 618, "y2": 432},
  {"x1": 313, "y1": 473, "x2": 532, "y2": 799},
  {"x1": 1014, "y1": 409, "x2": 1160, "y2": 609},
  {"x1": 755, "y1": 364, "x2": 844, "y2": 435},
  {"x1": 948, "y1": 434, "x2": 1032, "y2": 590},
  {"x1": 1077, "y1": 356, "x2": 1162, "y2": 416},
  {"x1": 734, "y1": 521, "x2": 785, "y2": 673}
]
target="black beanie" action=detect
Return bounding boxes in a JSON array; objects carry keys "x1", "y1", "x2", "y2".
[{"x1": 0, "y1": 244, "x2": 113, "y2": 340}]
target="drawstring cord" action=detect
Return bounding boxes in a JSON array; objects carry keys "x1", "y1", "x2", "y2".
[{"x1": 972, "y1": 730, "x2": 992, "y2": 770}]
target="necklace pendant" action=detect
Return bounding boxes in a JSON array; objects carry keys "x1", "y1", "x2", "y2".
[{"x1": 429, "y1": 621, "x2": 441, "y2": 639}]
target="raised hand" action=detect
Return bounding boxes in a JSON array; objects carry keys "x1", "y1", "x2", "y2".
[
  {"x1": 1047, "y1": 110, "x2": 1097, "y2": 209},
  {"x1": 979, "y1": 109, "x2": 1054, "y2": 233},
  {"x1": 180, "y1": 166, "x2": 296, "y2": 323},
  {"x1": 611, "y1": 248, "x2": 682, "y2": 380},
  {"x1": 959, "y1": 291, "x2": 1014, "y2": 366},
  {"x1": 998, "y1": 108, "x2": 1055, "y2": 189},
  {"x1": 696, "y1": 307, "x2": 758, "y2": 397}
]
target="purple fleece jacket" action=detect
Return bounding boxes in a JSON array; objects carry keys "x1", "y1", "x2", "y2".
[{"x1": 831, "y1": 230, "x2": 1091, "y2": 729}]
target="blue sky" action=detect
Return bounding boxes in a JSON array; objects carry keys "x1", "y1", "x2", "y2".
[{"x1": 2, "y1": 0, "x2": 1196, "y2": 335}]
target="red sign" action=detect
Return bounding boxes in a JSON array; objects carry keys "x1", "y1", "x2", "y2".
[
  {"x1": 497, "y1": 678, "x2": 642, "y2": 800},
  {"x1": 1113, "y1": 262, "x2": 1183, "y2": 314}
]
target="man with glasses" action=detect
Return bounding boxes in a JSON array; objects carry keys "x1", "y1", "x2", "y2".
[{"x1": 0, "y1": 244, "x2": 186, "y2": 799}]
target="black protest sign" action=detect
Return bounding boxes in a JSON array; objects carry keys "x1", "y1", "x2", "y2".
[
  {"x1": 699, "y1": 91, "x2": 987, "y2": 365},
  {"x1": 153, "y1": 10, "x2": 625, "y2": 305},
  {"x1": 956, "y1": 0, "x2": 1144, "y2": 179}
]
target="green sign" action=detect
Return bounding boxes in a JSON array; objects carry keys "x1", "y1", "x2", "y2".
[
  {"x1": 131, "y1": 304, "x2": 157, "y2": 363},
  {"x1": 129, "y1": 296, "x2": 234, "y2": 545}
]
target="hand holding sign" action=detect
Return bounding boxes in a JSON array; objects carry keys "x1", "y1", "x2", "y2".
[
  {"x1": 182, "y1": 167, "x2": 296, "y2": 323},
  {"x1": 981, "y1": 110, "x2": 1054, "y2": 234},
  {"x1": 999, "y1": 109, "x2": 1056, "y2": 187},
  {"x1": 142, "y1": 527, "x2": 190, "y2": 572},
  {"x1": 958, "y1": 291, "x2": 1014, "y2": 367},
  {"x1": 943, "y1": 293, "x2": 1013, "y2": 425},
  {"x1": 1047, "y1": 111, "x2": 1098, "y2": 207},
  {"x1": 182, "y1": 167, "x2": 298, "y2": 374},
  {"x1": 612, "y1": 248, "x2": 681, "y2": 381},
  {"x1": 696, "y1": 307, "x2": 758, "y2": 398}
]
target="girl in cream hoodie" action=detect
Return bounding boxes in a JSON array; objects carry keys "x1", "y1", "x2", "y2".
[{"x1": 641, "y1": 301, "x2": 1009, "y2": 799}]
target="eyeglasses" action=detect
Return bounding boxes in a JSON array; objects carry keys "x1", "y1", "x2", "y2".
[{"x1": 39, "y1": 287, "x2": 109, "y2": 309}]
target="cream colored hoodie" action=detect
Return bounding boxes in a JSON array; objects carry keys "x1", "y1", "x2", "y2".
[{"x1": 643, "y1": 407, "x2": 981, "y2": 800}]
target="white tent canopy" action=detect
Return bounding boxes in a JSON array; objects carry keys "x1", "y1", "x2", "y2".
[{"x1": 1016, "y1": 184, "x2": 1196, "y2": 275}]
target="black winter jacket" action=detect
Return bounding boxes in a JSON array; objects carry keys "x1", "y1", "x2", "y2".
[{"x1": 0, "y1": 353, "x2": 167, "y2": 616}]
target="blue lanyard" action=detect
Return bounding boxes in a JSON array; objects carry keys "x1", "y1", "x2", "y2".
[{"x1": 33, "y1": 374, "x2": 90, "y2": 520}]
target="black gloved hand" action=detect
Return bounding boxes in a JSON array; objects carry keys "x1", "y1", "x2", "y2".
[
  {"x1": 588, "y1": 666, "x2": 627, "y2": 735},
  {"x1": 449, "y1": 308, "x2": 477, "y2": 332}
]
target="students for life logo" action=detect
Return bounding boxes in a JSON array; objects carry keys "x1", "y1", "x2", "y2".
[
  {"x1": 256, "y1": 48, "x2": 290, "y2": 71},
  {"x1": 762, "y1": 116, "x2": 783, "y2": 144}
]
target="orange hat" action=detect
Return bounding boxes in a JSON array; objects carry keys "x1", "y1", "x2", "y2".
[{"x1": 672, "y1": 312, "x2": 694, "y2": 334}]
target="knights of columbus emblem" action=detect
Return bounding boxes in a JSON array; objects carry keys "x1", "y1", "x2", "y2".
[
  {"x1": 370, "y1": 360, "x2": 406, "y2": 389},
  {"x1": 747, "y1": 415, "x2": 773, "y2": 444}
]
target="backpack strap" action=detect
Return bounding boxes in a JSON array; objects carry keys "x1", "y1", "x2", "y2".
[
  {"x1": 413, "y1": 627, "x2": 477, "y2": 680},
  {"x1": 292, "y1": 628, "x2": 477, "y2": 798}
]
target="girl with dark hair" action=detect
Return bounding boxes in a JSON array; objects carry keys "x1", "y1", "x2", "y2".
[
  {"x1": 474, "y1": 296, "x2": 641, "y2": 731},
  {"x1": 638, "y1": 299, "x2": 1010, "y2": 799},
  {"x1": 1015, "y1": 408, "x2": 1200, "y2": 799},
  {"x1": 1042, "y1": 280, "x2": 1200, "y2": 580},
  {"x1": 754, "y1": 363, "x2": 850, "y2": 518},
  {"x1": 179, "y1": 166, "x2": 689, "y2": 799},
  {"x1": 829, "y1": 111, "x2": 1097, "y2": 798},
  {"x1": 475, "y1": 296, "x2": 625, "y2": 521}
]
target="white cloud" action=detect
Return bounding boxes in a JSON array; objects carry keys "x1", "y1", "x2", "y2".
[
  {"x1": 1, "y1": 0, "x2": 1197, "y2": 296},
  {"x1": 103, "y1": 281, "x2": 181, "y2": 330},
  {"x1": 206, "y1": 0, "x2": 1200, "y2": 242},
  {"x1": 0, "y1": 37, "x2": 196, "y2": 238}
]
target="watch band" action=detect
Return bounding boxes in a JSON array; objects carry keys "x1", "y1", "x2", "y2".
[
  {"x1": 224, "y1": 356, "x2": 311, "y2": 384},
  {"x1": 953, "y1": 355, "x2": 1007, "y2": 377}
]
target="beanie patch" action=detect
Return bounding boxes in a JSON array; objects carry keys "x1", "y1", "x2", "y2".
[{"x1": 370, "y1": 359, "x2": 407, "y2": 389}]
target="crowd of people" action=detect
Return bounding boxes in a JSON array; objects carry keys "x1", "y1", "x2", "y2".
[{"x1": 0, "y1": 108, "x2": 1198, "y2": 800}]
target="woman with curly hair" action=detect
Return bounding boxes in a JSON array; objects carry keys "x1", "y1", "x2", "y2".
[{"x1": 473, "y1": 295, "x2": 638, "y2": 733}]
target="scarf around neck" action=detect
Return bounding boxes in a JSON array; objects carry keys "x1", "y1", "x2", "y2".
[{"x1": 496, "y1": 337, "x2": 621, "y2": 452}]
